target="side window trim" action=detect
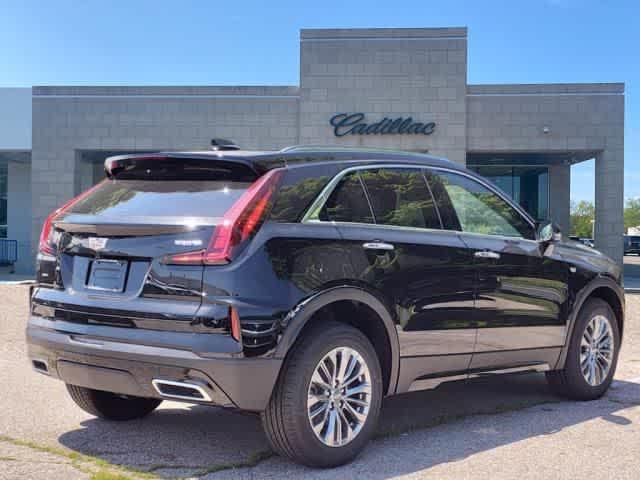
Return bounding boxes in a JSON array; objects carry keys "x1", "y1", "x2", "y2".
[
  {"x1": 420, "y1": 169, "x2": 444, "y2": 229},
  {"x1": 302, "y1": 162, "x2": 535, "y2": 238},
  {"x1": 356, "y1": 171, "x2": 378, "y2": 224},
  {"x1": 303, "y1": 164, "x2": 443, "y2": 232}
]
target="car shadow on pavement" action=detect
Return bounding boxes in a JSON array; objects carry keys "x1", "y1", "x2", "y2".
[{"x1": 57, "y1": 373, "x2": 640, "y2": 478}]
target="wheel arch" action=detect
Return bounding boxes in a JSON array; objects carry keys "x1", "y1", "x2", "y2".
[
  {"x1": 274, "y1": 286, "x2": 400, "y2": 396},
  {"x1": 555, "y1": 276, "x2": 624, "y2": 369}
]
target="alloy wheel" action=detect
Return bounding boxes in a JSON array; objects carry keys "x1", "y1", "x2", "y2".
[
  {"x1": 580, "y1": 314, "x2": 614, "y2": 386},
  {"x1": 307, "y1": 347, "x2": 372, "y2": 447}
]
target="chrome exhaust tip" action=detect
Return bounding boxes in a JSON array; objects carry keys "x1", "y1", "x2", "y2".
[
  {"x1": 32, "y1": 359, "x2": 50, "y2": 375},
  {"x1": 151, "y1": 379, "x2": 212, "y2": 402}
]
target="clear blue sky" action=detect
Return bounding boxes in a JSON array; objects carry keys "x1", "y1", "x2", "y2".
[{"x1": 1, "y1": 0, "x2": 637, "y2": 203}]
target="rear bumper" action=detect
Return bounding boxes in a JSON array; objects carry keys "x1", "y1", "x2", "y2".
[{"x1": 26, "y1": 316, "x2": 282, "y2": 411}]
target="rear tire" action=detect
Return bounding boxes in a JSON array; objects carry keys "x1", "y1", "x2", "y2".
[
  {"x1": 66, "y1": 384, "x2": 162, "y2": 421},
  {"x1": 261, "y1": 321, "x2": 383, "y2": 468},
  {"x1": 546, "y1": 298, "x2": 620, "y2": 400}
]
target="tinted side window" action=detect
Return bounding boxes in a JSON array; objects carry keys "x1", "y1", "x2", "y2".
[
  {"x1": 428, "y1": 171, "x2": 535, "y2": 239},
  {"x1": 360, "y1": 168, "x2": 441, "y2": 229},
  {"x1": 270, "y1": 164, "x2": 338, "y2": 222},
  {"x1": 319, "y1": 172, "x2": 374, "y2": 223}
]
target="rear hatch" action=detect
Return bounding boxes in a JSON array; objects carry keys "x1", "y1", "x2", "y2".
[{"x1": 34, "y1": 155, "x2": 261, "y2": 330}]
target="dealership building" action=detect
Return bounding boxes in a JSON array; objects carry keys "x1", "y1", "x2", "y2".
[{"x1": 0, "y1": 27, "x2": 625, "y2": 274}]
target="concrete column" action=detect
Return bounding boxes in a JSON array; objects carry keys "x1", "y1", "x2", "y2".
[
  {"x1": 595, "y1": 149, "x2": 624, "y2": 264},
  {"x1": 548, "y1": 164, "x2": 570, "y2": 234},
  {"x1": 29, "y1": 143, "x2": 77, "y2": 265}
]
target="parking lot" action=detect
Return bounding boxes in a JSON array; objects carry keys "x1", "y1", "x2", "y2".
[{"x1": 1, "y1": 285, "x2": 639, "y2": 480}]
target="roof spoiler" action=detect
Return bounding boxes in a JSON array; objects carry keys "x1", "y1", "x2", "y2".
[{"x1": 103, "y1": 153, "x2": 259, "y2": 180}]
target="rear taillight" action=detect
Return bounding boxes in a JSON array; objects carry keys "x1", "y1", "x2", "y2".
[
  {"x1": 38, "y1": 181, "x2": 106, "y2": 256},
  {"x1": 164, "y1": 169, "x2": 282, "y2": 265}
]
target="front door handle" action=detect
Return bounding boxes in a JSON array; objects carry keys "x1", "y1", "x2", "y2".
[
  {"x1": 363, "y1": 242, "x2": 395, "y2": 251},
  {"x1": 474, "y1": 250, "x2": 501, "y2": 260}
]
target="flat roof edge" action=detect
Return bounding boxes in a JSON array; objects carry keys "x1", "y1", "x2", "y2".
[
  {"x1": 467, "y1": 83, "x2": 624, "y2": 95},
  {"x1": 32, "y1": 85, "x2": 301, "y2": 97},
  {"x1": 301, "y1": 27, "x2": 467, "y2": 40},
  {"x1": 0, "y1": 87, "x2": 32, "y2": 92}
]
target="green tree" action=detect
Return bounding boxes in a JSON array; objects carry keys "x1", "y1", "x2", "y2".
[
  {"x1": 624, "y1": 198, "x2": 640, "y2": 231},
  {"x1": 570, "y1": 200, "x2": 595, "y2": 238}
]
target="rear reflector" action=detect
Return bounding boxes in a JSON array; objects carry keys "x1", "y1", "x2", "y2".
[
  {"x1": 163, "y1": 169, "x2": 282, "y2": 266},
  {"x1": 38, "y1": 181, "x2": 106, "y2": 256},
  {"x1": 229, "y1": 306, "x2": 241, "y2": 342}
]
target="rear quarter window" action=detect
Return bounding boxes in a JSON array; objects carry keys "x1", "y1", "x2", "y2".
[
  {"x1": 319, "y1": 172, "x2": 375, "y2": 224},
  {"x1": 269, "y1": 165, "x2": 337, "y2": 223}
]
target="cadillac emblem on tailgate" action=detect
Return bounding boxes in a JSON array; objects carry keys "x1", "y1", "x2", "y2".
[{"x1": 88, "y1": 237, "x2": 108, "y2": 251}]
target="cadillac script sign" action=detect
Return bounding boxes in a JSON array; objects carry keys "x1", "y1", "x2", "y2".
[{"x1": 329, "y1": 113, "x2": 436, "y2": 137}]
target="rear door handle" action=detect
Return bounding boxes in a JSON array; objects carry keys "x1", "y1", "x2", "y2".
[
  {"x1": 474, "y1": 250, "x2": 501, "y2": 260},
  {"x1": 363, "y1": 242, "x2": 395, "y2": 251}
]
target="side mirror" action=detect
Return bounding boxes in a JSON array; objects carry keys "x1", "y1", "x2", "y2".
[{"x1": 538, "y1": 221, "x2": 562, "y2": 243}]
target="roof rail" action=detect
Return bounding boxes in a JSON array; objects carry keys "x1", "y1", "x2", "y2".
[{"x1": 280, "y1": 145, "x2": 430, "y2": 156}]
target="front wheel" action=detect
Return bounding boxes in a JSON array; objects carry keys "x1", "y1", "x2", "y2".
[
  {"x1": 262, "y1": 321, "x2": 383, "y2": 468},
  {"x1": 546, "y1": 298, "x2": 620, "y2": 400}
]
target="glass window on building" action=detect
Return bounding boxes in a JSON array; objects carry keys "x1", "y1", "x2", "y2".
[
  {"x1": 0, "y1": 163, "x2": 7, "y2": 238},
  {"x1": 469, "y1": 166, "x2": 549, "y2": 222}
]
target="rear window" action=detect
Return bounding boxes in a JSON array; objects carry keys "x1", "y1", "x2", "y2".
[{"x1": 66, "y1": 180, "x2": 250, "y2": 223}]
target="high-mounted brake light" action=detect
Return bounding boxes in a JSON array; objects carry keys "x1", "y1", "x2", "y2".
[
  {"x1": 38, "y1": 181, "x2": 106, "y2": 256},
  {"x1": 164, "y1": 169, "x2": 282, "y2": 266},
  {"x1": 104, "y1": 154, "x2": 169, "y2": 178}
]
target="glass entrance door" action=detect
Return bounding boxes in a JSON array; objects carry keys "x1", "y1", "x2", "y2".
[
  {"x1": 0, "y1": 162, "x2": 7, "y2": 238},
  {"x1": 469, "y1": 165, "x2": 549, "y2": 222}
]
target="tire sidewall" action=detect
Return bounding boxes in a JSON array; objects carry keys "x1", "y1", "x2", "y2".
[
  {"x1": 566, "y1": 299, "x2": 620, "y2": 397},
  {"x1": 286, "y1": 324, "x2": 383, "y2": 466}
]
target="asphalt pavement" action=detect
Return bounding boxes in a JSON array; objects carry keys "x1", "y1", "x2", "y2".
[{"x1": 1, "y1": 285, "x2": 638, "y2": 480}]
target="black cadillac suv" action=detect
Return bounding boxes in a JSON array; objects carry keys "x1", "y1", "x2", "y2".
[{"x1": 27, "y1": 146, "x2": 624, "y2": 467}]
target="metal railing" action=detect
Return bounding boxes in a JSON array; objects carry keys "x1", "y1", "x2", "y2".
[{"x1": 0, "y1": 239, "x2": 18, "y2": 266}]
